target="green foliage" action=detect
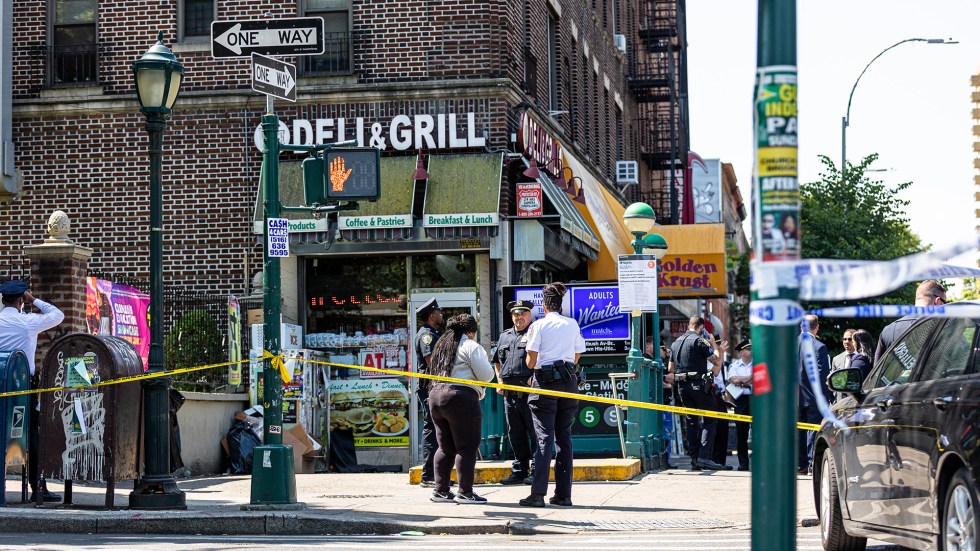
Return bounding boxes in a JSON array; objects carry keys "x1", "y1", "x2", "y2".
[
  {"x1": 954, "y1": 279, "x2": 980, "y2": 301},
  {"x1": 164, "y1": 310, "x2": 223, "y2": 391},
  {"x1": 800, "y1": 154, "x2": 925, "y2": 355},
  {"x1": 729, "y1": 253, "x2": 751, "y2": 341}
]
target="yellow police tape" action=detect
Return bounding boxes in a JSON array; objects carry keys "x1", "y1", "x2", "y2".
[{"x1": 0, "y1": 352, "x2": 822, "y2": 432}]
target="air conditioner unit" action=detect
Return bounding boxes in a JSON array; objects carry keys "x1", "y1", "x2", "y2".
[
  {"x1": 616, "y1": 160, "x2": 638, "y2": 184},
  {"x1": 613, "y1": 34, "x2": 627, "y2": 53}
]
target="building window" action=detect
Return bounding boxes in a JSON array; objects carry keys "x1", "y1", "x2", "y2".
[
  {"x1": 49, "y1": 0, "x2": 98, "y2": 86},
  {"x1": 179, "y1": 0, "x2": 216, "y2": 42},
  {"x1": 547, "y1": 12, "x2": 559, "y2": 111},
  {"x1": 301, "y1": 0, "x2": 352, "y2": 75}
]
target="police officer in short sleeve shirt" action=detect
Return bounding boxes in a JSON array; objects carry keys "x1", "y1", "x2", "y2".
[
  {"x1": 491, "y1": 300, "x2": 535, "y2": 485},
  {"x1": 414, "y1": 298, "x2": 443, "y2": 487}
]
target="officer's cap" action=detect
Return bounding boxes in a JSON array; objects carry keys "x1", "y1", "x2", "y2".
[
  {"x1": 507, "y1": 300, "x2": 533, "y2": 313},
  {"x1": 415, "y1": 298, "x2": 441, "y2": 320},
  {"x1": 0, "y1": 280, "x2": 28, "y2": 297},
  {"x1": 735, "y1": 339, "x2": 752, "y2": 352}
]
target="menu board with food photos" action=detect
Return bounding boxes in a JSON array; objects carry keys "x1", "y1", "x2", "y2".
[{"x1": 328, "y1": 378, "x2": 410, "y2": 447}]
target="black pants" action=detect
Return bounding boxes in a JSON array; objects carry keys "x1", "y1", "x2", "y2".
[
  {"x1": 798, "y1": 404, "x2": 822, "y2": 470},
  {"x1": 28, "y1": 378, "x2": 40, "y2": 493},
  {"x1": 416, "y1": 385, "x2": 438, "y2": 481},
  {"x1": 528, "y1": 376, "x2": 579, "y2": 499},
  {"x1": 502, "y1": 379, "x2": 535, "y2": 474},
  {"x1": 733, "y1": 394, "x2": 751, "y2": 468},
  {"x1": 679, "y1": 381, "x2": 716, "y2": 462},
  {"x1": 429, "y1": 384, "x2": 482, "y2": 494},
  {"x1": 711, "y1": 393, "x2": 729, "y2": 465}
]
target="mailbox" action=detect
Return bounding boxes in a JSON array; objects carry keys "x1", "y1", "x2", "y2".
[{"x1": 0, "y1": 350, "x2": 30, "y2": 505}]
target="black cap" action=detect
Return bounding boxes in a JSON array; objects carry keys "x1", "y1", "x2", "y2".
[
  {"x1": 415, "y1": 298, "x2": 441, "y2": 320},
  {"x1": 735, "y1": 339, "x2": 752, "y2": 352},
  {"x1": 507, "y1": 300, "x2": 533, "y2": 313},
  {"x1": 0, "y1": 280, "x2": 28, "y2": 297}
]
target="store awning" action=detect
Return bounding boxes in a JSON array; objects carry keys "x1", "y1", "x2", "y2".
[
  {"x1": 559, "y1": 152, "x2": 633, "y2": 281},
  {"x1": 649, "y1": 223, "x2": 728, "y2": 298},
  {"x1": 423, "y1": 153, "x2": 502, "y2": 239},
  {"x1": 535, "y1": 169, "x2": 600, "y2": 261},
  {"x1": 253, "y1": 157, "x2": 416, "y2": 243}
]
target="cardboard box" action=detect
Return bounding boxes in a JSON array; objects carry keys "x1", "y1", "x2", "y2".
[
  {"x1": 247, "y1": 309, "x2": 263, "y2": 326},
  {"x1": 282, "y1": 423, "x2": 322, "y2": 474}
]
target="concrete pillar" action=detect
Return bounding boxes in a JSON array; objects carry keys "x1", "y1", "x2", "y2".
[{"x1": 23, "y1": 211, "x2": 93, "y2": 368}]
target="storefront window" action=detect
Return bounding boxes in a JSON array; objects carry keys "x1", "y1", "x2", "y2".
[{"x1": 412, "y1": 254, "x2": 477, "y2": 289}]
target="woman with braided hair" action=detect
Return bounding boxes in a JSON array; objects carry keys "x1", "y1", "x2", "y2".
[
  {"x1": 425, "y1": 313, "x2": 495, "y2": 505},
  {"x1": 519, "y1": 282, "x2": 586, "y2": 508}
]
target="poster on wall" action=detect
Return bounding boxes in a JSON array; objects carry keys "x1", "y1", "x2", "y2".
[
  {"x1": 754, "y1": 66, "x2": 799, "y2": 261},
  {"x1": 85, "y1": 277, "x2": 150, "y2": 369},
  {"x1": 690, "y1": 156, "x2": 722, "y2": 224},
  {"x1": 228, "y1": 297, "x2": 242, "y2": 386},
  {"x1": 328, "y1": 378, "x2": 410, "y2": 447}
]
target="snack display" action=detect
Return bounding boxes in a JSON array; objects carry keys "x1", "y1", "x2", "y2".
[{"x1": 373, "y1": 411, "x2": 408, "y2": 435}]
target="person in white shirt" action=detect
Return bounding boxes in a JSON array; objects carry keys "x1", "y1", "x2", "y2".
[
  {"x1": 726, "y1": 339, "x2": 753, "y2": 471},
  {"x1": 425, "y1": 313, "x2": 494, "y2": 505},
  {"x1": 519, "y1": 282, "x2": 585, "y2": 508},
  {"x1": 0, "y1": 280, "x2": 64, "y2": 502}
]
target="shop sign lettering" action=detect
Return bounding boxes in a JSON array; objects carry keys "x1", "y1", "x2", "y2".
[
  {"x1": 338, "y1": 214, "x2": 412, "y2": 229},
  {"x1": 656, "y1": 253, "x2": 727, "y2": 298},
  {"x1": 518, "y1": 112, "x2": 565, "y2": 174},
  {"x1": 423, "y1": 213, "x2": 498, "y2": 227}
]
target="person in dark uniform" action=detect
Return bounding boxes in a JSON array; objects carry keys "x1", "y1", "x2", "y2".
[
  {"x1": 414, "y1": 298, "x2": 443, "y2": 488},
  {"x1": 519, "y1": 282, "x2": 585, "y2": 508},
  {"x1": 668, "y1": 315, "x2": 727, "y2": 471},
  {"x1": 492, "y1": 299, "x2": 536, "y2": 485}
]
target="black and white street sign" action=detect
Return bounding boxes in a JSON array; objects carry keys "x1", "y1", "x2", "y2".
[
  {"x1": 251, "y1": 53, "x2": 297, "y2": 102},
  {"x1": 211, "y1": 17, "x2": 324, "y2": 58}
]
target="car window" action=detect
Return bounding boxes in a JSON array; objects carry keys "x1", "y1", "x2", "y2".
[
  {"x1": 917, "y1": 318, "x2": 978, "y2": 382},
  {"x1": 873, "y1": 318, "x2": 940, "y2": 388}
]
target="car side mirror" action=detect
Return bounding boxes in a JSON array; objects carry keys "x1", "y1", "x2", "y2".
[{"x1": 828, "y1": 367, "x2": 863, "y2": 394}]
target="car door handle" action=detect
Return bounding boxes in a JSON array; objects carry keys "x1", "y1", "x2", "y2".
[
  {"x1": 875, "y1": 397, "x2": 893, "y2": 411},
  {"x1": 932, "y1": 396, "x2": 954, "y2": 410}
]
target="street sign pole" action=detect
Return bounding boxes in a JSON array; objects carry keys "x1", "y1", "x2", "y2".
[{"x1": 751, "y1": 0, "x2": 799, "y2": 549}]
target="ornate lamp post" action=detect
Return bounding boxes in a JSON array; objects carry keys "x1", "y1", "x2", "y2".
[
  {"x1": 641, "y1": 232, "x2": 668, "y2": 467},
  {"x1": 130, "y1": 32, "x2": 186, "y2": 509}
]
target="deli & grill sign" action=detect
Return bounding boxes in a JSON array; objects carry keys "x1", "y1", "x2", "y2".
[{"x1": 518, "y1": 112, "x2": 564, "y2": 175}]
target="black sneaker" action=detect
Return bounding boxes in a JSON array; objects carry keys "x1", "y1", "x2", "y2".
[
  {"x1": 419, "y1": 479, "x2": 436, "y2": 488},
  {"x1": 524, "y1": 475, "x2": 534, "y2": 485},
  {"x1": 430, "y1": 489, "x2": 456, "y2": 503},
  {"x1": 500, "y1": 472, "x2": 528, "y2": 485},
  {"x1": 454, "y1": 491, "x2": 487, "y2": 505},
  {"x1": 519, "y1": 494, "x2": 546, "y2": 507},
  {"x1": 549, "y1": 496, "x2": 573, "y2": 507}
]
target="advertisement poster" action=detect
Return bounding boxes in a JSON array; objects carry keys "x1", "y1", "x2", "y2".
[
  {"x1": 505, "y1": 284, "x2": 629, "y2": 355},
  {"x1": 754, "y1": 66, "x2": 799, "y2": 261},
  {"x1": 85, "y1": 277, "x2": 150, "y2": 369},
  {"x1": 228, "y1": 297, "x2": 242, "y2": 386},
  {"x1": 357, "y1": 346, "x2": 408, "y2": 378},
  {"x1": 328, "y1": 378, "x2": 409, "y2": 447}
]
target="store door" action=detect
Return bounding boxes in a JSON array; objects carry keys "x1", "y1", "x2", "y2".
[{"x1": 408, "y1": 290, "x2": 477, "y2": 466}]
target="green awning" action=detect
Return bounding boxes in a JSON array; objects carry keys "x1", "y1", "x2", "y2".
[{"x1": 422, "y1": 153, "x2": 502, "y2": 231}]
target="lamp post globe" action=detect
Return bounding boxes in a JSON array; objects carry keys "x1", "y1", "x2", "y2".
[
  {"x1": 129, "y1": 31, "x2": 186, "y2": 510},
  {"x1": 623, "y1": 202, "x2": 656, "y2": 237},
  {"x1": 642, "y1": 233, "x2": 668, "y2": 260}
]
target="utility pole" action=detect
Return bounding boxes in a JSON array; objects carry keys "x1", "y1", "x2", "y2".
[{"x1": 751, "y1": 1, "x2": 799, "y2": 549}]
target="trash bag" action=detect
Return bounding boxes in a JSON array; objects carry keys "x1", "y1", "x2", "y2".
[{"x1": 227, "y1": 419, "x2": 262, "y2": 474}]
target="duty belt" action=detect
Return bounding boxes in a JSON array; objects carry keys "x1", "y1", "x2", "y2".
[{"x1": 675, "y1": 371, "x2": 706, "y2": 382}]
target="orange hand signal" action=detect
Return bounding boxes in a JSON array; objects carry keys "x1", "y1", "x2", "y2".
[{"x1": 330, "y1": 156, "x2": 353, "y2": 192}]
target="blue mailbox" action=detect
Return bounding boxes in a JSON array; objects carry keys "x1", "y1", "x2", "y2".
[{"x1": 0, "y1": 350, "x2": 30, "y2": 505}]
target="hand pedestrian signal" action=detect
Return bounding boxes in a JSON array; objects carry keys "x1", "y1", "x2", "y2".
[{"x1": 329, "y1": 156, "x2": 352, "y2": 192}]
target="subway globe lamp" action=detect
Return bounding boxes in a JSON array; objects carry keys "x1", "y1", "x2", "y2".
[{"x1": 129, "y1": 32, "x2": 186, "y2": 509}]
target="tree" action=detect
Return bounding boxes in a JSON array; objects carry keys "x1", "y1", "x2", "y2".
[{"x1": 799, "y1": 154, "x2": 925, "y2": 355}]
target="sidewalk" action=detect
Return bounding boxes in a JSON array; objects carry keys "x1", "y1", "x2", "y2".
[{"x1": 0, "y1": 460, "x2": 819, "y2": 535}]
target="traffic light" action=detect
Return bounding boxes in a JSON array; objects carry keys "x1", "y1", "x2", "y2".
[
  {"x1": 302, "y1": 156, "x2": 325, "y2": 205},
  {"x1": 324, "y1": 148, "x2": 381, "y2": 201}
]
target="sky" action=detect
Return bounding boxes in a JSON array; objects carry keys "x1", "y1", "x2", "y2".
[{"x1": 686, "y1": 1, "x2": 980, "y2": 271}]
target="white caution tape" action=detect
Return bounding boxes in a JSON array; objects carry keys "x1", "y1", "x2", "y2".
[
  {"x1": 749, "y1": 299, "x2": 805, "y2": 326},
  {"x1": 799, "y1": 317, "x2": 844, "y2": 430},
  {"x1": 810, "y1": 303, "x2": 980, "y2": 319},
  {"x1": 797, "y1": 235, "x2": 980, "y2": 301}
]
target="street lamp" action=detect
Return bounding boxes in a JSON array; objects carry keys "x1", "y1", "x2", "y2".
[
  {"x1": 129, "y1": 31, "x2": 186, "y2": 510},
  {"x1": 841, "y1": 37, "x2": 956, "y2": 177}
]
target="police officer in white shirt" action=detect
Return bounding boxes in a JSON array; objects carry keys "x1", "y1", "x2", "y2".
[
  {"x1": 518, "y1": 282, "x2": 585, "y2": 508},
  {"x1": 726, "y1": 339, "x2": 753, "y2": 471}
]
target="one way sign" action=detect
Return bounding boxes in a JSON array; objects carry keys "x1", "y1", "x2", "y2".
[
  {"x1": 211, "y1": 17, "x2": 324, "y2": 58},
  {"x1": 252, "y1": 53, "x2": 297, "y2": 102}
]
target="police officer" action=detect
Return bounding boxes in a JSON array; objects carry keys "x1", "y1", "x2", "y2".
[
  {"x1": 414, "y1": 298, "x2": 443, "y2": 488},
  {"x1": 492, "y1": 299, "x2": 535, "y2": 485},
  {"x1": 519, "y1": 282, "x2": 585, "y2": 508},
  {"x1": 668, "y1": 316, "x2": 727, "y2": 471}
]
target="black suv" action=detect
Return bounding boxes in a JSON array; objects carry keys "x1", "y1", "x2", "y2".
[{"x1": 813, "y1": 311, "x2": 980, "y2": 551}]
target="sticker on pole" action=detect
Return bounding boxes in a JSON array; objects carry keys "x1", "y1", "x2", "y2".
[
  {"x1": 753, "y1": 362, "x2": 773, "y2": 395},
  {"x1": 267, "y1": 218, "x2": 289, "y2": 257}
]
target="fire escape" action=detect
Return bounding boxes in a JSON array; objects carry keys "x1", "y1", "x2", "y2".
[{"x1": 629, "y1": 0, "x2": 689, "y2": 225}]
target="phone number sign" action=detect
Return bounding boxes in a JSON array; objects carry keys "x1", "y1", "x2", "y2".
[{"x1": 267, "y1": 218, "x2": 289, "y2": 257}]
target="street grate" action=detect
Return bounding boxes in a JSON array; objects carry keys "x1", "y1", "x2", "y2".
[{"x1": 565, "y1": 518, "x2": 735, "y2": 531}]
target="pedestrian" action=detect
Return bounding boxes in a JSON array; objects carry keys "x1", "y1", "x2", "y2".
[
  {"x1": 0, "y1": 280, "x2": 65, "y2": 502},
  {"x1": 426, "y1": 313, "x2": 495, "y2": 504},
  {"x1": 413, "y1": 298, "x2": 443, "y2": 488},
  {"x1": 710, "y1": 334, "x2": 731, "y2": 469},
  {"x1": 726, "y1": 339, "x2": 753, "y2": 471},
  {"x1": 668, "y1": 316, "x2": 727, "y2": 470},
  {"x1": 849, "y1": 329, "x2": 876, "y2": 383},
  {"x1": 519, "y1": 282, "x2": 585, "y2": 508},
  {"x1": 832, "y1": 329, "x2": 857, "y2": 372},
  {"x1": 875, "y1": 279, "x2": 946, "y2": 359},
  {"x1": 798, "y1": 314, "x2": 832, "y2": 475},
  {"x1": 491, "y1": 299, "x2": 536, "y2": 485}
]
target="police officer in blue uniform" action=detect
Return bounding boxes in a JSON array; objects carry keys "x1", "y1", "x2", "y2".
[
  {"x1": 492, "y1": 299, "x2": 536, "y2": 485},
  {"x1": 414, "y1": 298, "x2": 443, "y2": 487},
  {"x1": 668, "y1": 315, "x2": 727, "y2": 471}
]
